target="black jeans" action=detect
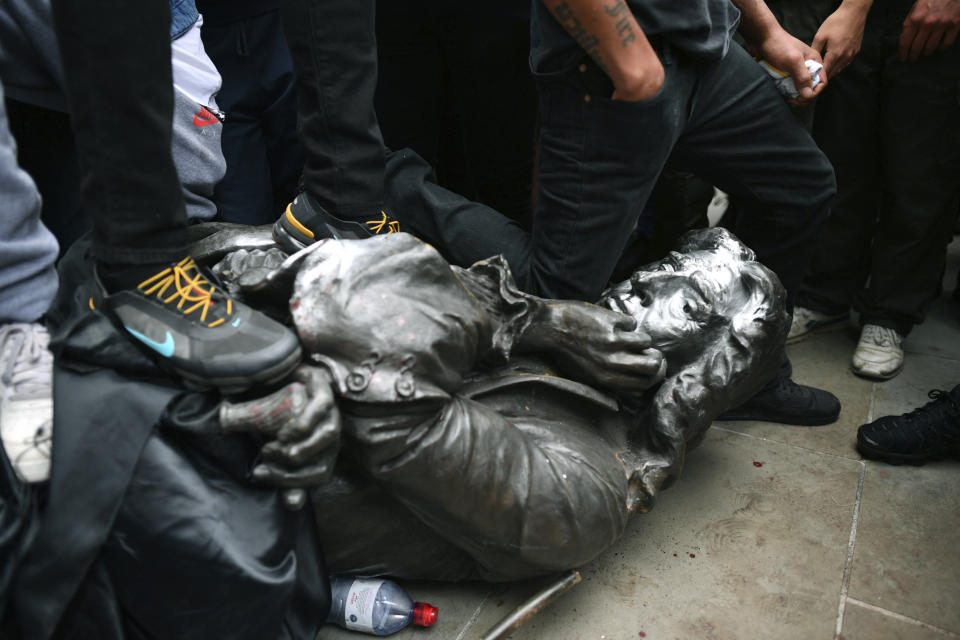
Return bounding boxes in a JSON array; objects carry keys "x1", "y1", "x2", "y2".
[
  {"x1": 799, "y1": 0, "x2": 960, "y2": 336},
  {"x1": 51, "y1": 0, "x2": 186, "y2": 265},
  {"x1": 397, "y1": 42, "x2": 835, "y2": 309},
  {"x1": 375, "y1": 1, "x2": 537, "y2": 228},
  {"x1": 279, "y1": 0, "x2": 385, "y2": 220}
]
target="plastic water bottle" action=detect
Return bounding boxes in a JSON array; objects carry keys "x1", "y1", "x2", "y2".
[{"x1": 326, "y1": 575, "x2": 439, "y2": 636}]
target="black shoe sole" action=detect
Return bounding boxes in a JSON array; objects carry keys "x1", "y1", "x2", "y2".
[
  {"x1": 715, "y1": 406, "x2": 840, "y2": 426},
  {"x1": 273, "y1": 217, "x2": 313, "y2": 254},
  {"x1": 173, "y1": 344, "x2": 302, "y2": 395},
  {"x1": 855, "y1": 441, "x2": 960, "y2": 466}
]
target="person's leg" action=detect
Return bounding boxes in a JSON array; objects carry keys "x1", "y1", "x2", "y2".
[
  {"x1": 856, "y1": 26, "x2": 960, "y2": 337},
  {"x1": 383, "y1": 148, "x2": 533, "y2": 271},
  {"x1": 47, "y1": 0, "x2": 302, "y2": 393},
  {"x1": 672, "y1": 44, "x2": 836, "y2": 311},
  {"x1": 523, "y1": 54, "x2": 687, "y2": 301},
  {"x1": 51, "y1": 0, "x2": 186, "y2": 267},
  {"x1": 801, "y1": 24, "x2": 884, "y2": 318},
  {"x1": 279, "y1": 0, "x2": 384, "y2": 219},
  {"x1": 0, "y1": 81, "x2": 56, "y2": 483},
  {"x1": 274, "y1": 0, "x2": 404, "y2": 249},
  {"x1": 670, "y1": 44, "x2": 840, "y2": 425}
]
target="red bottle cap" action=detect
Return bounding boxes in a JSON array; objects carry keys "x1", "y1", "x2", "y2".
[{"x1": 412, "y1": 602, "x2": 438, "y2": 627}]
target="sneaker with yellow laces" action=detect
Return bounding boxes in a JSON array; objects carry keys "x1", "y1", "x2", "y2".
[
  {"x1": 99, "y1": 256, "x2": 301, "y2": 393},
  {"x1": 272, "y1": 192, "x2": 400, "y2": 253}
]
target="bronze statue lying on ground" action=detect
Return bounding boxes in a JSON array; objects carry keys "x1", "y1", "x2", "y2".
[
  {"x1": 3, "y1": 226, "x2": 787, "y2": 639},
  {"x1": 207, "y1": 226, "x2": 789, "y2": 581}
]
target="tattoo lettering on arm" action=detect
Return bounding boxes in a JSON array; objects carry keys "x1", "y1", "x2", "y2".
[
  {"x1": 604, "y1": 0, "x2": 637, "y2": 47},
  {"x1": 551, "y1": 2, "x2": 610, "y2": 73}
]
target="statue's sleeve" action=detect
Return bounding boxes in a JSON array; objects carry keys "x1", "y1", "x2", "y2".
[{"x1": 450, "y1": 255, "x2": 539, "y2": 363}]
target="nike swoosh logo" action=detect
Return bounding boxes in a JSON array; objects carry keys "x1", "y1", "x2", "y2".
[
  {"x1": 125, "y1": 327, "x2": 176, "y2": 358},
  {"x1": 193, "y1": 107, "x2": 219, "y2": 127},
  {"x1": 193, "y1": 114, "x2": 219, "y2": 127}
]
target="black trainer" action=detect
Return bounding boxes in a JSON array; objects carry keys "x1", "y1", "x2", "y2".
[
  {"x1": 715, "y1": 376, "x2": 841, "y2": 426},
  {"x1": 272, "y1": 192, "x2": 400, "y2": 253},
  {"x1": 856, "y1": 384, "x2": 960, "y2": 465},
  {"x1": 99, "y1": 256, "x2": 302, "y2": 394}
]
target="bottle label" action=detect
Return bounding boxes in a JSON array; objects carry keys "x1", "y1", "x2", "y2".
[{"x1": 343, "y1": 579, "x2": 385, "y2": 632}]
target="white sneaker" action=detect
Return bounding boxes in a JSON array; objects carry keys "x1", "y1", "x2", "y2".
[
  {"x1": 787, "y1": 306, "x2": 849, "y2": 344},
  {"x1": 852, "y1": 324, "x2": 904, "y2": 380},
  {"x1": 0, "y1": 322, "x2": 53, "y2": 483}
]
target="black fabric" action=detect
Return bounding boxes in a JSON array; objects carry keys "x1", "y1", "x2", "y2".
[
  {"x1": 3, "y1": 239, "x2": 329, "y2": 640},
  {"x1": 798, "y1": 0, "x2": 960, "y2": 336},
  {"x1": 375, "y1": 0, "x2": 537, "y2": 228},
  {"x1": 200, "y1": 9, "x2": 304, "y2": 225},
  {"x1": 196, "y1": 0, "x2": 280, "y2": 25},
  {"x1": 279, "y1": 0, "x2": 385, "y2": 220},
  {"x1": 50, "y1": 0, "x2": 187, "y2": 265},
  {"x1": 394, "y1": 43, "x2": 835, "y2": 306},
  {"x1": 530, "y1": 0, "x2": 740, "y2": 73},
  {"x1": 0, "y1": 435, "x2": 39, "y2": 624}
]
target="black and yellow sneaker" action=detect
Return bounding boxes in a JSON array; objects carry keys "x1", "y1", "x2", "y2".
[
  {"x1": 272, "y1": 192, "x2": 400, "y2": 253},
  {"x1": 100, "y1": 256, "x2": 302, "y2": 394}
]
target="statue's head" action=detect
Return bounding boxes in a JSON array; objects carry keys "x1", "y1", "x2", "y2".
[{"x1": 599, "y1": 228, "x2": 788, "y2": 374}]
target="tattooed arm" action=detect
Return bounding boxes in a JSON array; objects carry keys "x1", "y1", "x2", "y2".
[{"x1": 540, "y1": 0, "x2": 663, "y2": 101}]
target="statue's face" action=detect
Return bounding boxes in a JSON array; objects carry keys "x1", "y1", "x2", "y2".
[{"x1": 600, "y1": 257, "x2": 737, "y2": 361}]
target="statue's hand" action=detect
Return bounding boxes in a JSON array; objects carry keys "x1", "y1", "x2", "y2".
[
  {"x1": 522, "y1": 301, "x2": 666, "y2": 392},
  {"x1": 220, "y1": 364, "x2": 341, "y2": 510},
  {"x1": 213, "y1": 247, "x2": 289, "y2": 295}
]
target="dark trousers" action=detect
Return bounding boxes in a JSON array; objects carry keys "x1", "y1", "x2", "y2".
[
  {"x1": 51, "y1": 0, "x2": 186, "y2": 265},
  {"x1": 375, "y1": 2, "x2": 537, "y2": 228},
  {"x1": 200, "y1": 10, "x2": 304, "y2": 226},
  {"x1": 798, "y1": 0, "x2": 960, "y2": 335},
  {"x1": 279, "y1": 0, "x2": 384, "y2": 220},
  {"x1": 396, "y1": 42, "x2": 835, "y2": 308}
]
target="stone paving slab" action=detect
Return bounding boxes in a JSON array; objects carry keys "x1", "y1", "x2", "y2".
[
  {"x1": 452, "y1": 428, "x2": 861, "y2": 640},
  {"x1": 840, "y1": 600, "x2": 960, "y2": 640},
  {"x1": 717, "y1": 329, "x2": 871, "y2": 461},
  {"x1": 847, "y1": 451, "x2": 960, "y2": 632}
]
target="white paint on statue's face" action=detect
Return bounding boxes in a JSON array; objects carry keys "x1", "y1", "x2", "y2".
[{"x1": 601, "y1": 260, "x2": 738, "y2": 362}]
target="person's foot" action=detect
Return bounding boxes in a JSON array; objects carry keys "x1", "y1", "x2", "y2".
[
  {"x1": 787, "y1": 306, "x2": 848, "y2": 344},
  {"x1": 99, "y1": 256, "x2": 301, "y2": 394},
  {"x1": 857, "y1": 384, "x2": 960, "y2": 465},
  {"x1": 851, "y1": 324, "x2": 904, "y2": 380},
  {"x1": 715, "y1": 376, "x2": 841, "y2": 426},
  {"x1": 1, "y1": 322, "x2": 53, "y2": 483},
  {"x1": 273, "y1": 192, "x2": 400, "y2": 253}
]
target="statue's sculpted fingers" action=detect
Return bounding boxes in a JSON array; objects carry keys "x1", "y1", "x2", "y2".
[
  {"x1": 252, "y1": 450, "x2": 338, "y2": 488},
  {"x1": 220, "y1": 381, "x2": 307, "y2": 435},
  {"x1": 265, "y1": 409, "x2": 341, "y2": 465}
]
